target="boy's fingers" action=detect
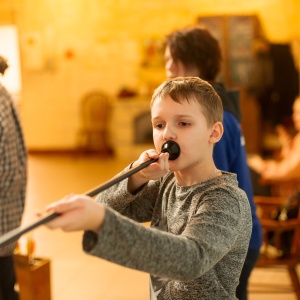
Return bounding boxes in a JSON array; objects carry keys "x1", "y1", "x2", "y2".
[
  {"x1": 159, "y1": 153, "x2": 169, "y2": 171},
  {"x1": 46, "y1": 198, "x2": 73, "y2": 213},
  {"x1": 145, "y1": 149, "x2": 159, "y2": 160}
]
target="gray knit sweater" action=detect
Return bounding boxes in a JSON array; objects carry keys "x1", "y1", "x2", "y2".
[{"x1": 82, "y1": 170, "x2": 252, "y2": 299}]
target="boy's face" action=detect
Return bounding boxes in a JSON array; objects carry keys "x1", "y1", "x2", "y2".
[
  {"x1": 151, "y1": 94, "x2": 215, "y2": 172},
  {"x1": 164, "y1": 46, "x2": 199, "y2": 78}
]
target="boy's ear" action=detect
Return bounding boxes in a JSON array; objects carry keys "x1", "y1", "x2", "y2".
[{"x1": 209, "y1": 122, "x2": 224, "y2": 143}]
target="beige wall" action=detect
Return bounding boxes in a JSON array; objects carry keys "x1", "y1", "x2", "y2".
[{"x1": 0, "y1": 0, "x2": 299, "y2": 150}]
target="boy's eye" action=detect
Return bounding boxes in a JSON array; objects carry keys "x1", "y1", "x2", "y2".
[
  {"x1": 179, "y1": 122, "x2": 190, "y2": 127},
  {"x1": 154, "y1": 123, "x2": 164, "y2": 129}
]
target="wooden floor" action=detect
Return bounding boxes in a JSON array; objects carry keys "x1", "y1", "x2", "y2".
[{"x1": 17, "y1": 153, "x2": 298, "y2": 300}]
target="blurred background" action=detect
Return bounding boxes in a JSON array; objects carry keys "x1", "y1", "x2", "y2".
[
  {"x1": 1, "y1": 0, "x2": 300, "y2": 158},
  {"x1": 1, "y1": 1, "x2": 300, "y2": 299}
]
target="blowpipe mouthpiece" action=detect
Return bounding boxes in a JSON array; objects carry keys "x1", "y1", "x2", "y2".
[{"x1": 161, "y1": 140, "x2": 180, "y2": 160}]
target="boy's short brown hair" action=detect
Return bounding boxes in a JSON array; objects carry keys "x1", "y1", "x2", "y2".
[{"x1": 151, "y1": 77, "x2": 223, "y2": 127}]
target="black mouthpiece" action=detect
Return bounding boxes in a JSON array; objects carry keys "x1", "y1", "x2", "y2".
[{"x1": 161, "y1": 140, "x2": 180, "y2": 160}]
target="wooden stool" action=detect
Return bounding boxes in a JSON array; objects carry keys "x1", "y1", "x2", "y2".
[{"x1": 14, "y1": 254, "x2": 51, "y2": 300}]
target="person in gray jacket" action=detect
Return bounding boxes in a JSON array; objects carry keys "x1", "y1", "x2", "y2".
[
  {"x1": 43, "y1": 77, "x2": 252, "y2": 299},
  {"x1": 0, "y1": 56, "x2": 27, "y2": 300}
]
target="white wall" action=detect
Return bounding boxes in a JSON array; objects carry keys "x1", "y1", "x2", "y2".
[{"x1": 0, "y1": 25, "x2": 22, "y2": 102}]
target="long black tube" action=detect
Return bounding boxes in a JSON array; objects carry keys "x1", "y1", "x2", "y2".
[{"x1": 0, "y1": 141, "x2": 180, "y2": 247}]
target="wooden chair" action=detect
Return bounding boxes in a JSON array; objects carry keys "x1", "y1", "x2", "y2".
[
  {"x1": 254, "y1": 195, "x2": 300, "y2": 299},
  {"x1": 77, "y1": 91, "x2": 112, "y2": 154},
  {"x1": 260, "y1": 178, "x2": 300, "y2": 198}
]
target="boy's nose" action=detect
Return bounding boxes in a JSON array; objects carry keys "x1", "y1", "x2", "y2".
[{"x1": 163, "y1": 125, "x2": 176, "y2": 141}]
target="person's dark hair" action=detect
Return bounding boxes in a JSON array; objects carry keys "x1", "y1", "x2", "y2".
[
  {"x1": 151, "y1": 77, "x2": 223, "y2": 126},
  {"x1": 165, "y1": 27, "x2": 222, "y2": 81},
  {"x1": 0, "y1": 56, "x2": 8, "y2": 75}
]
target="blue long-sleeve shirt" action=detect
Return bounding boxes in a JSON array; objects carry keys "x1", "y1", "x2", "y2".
[{"x1": 213, "y1": 110, "x2": 262, "y2": 250}]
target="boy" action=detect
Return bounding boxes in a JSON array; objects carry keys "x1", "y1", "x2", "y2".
[
  {"x1": 164, "y1": 26, "x2": 262, "y2": 299},
  {"x1": 44, "y1": 77, "x2": 252, "y2": 299}
]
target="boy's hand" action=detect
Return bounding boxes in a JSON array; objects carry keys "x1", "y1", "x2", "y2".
[
  {"x1": 128, "y1": 149, "x2": 170, "y2": 193},
  {"x1": 38, "y1": 194, "x2": 105, "y2": 233},
  {"x1": 137, "y1": 150, "x2": 170, "y2": 180}
]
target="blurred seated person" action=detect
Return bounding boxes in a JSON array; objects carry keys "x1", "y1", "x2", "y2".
[{"x1": 248, "y1": 96, "x2": 300, "y2": 185}]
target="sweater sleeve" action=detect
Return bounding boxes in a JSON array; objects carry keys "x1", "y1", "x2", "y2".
[
  {"x1": 83, "y1": 181, "x2": 251, "y2": 282},
  {"x1": 95, "y1": 165, "x2": 161, "y2": 223}
]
